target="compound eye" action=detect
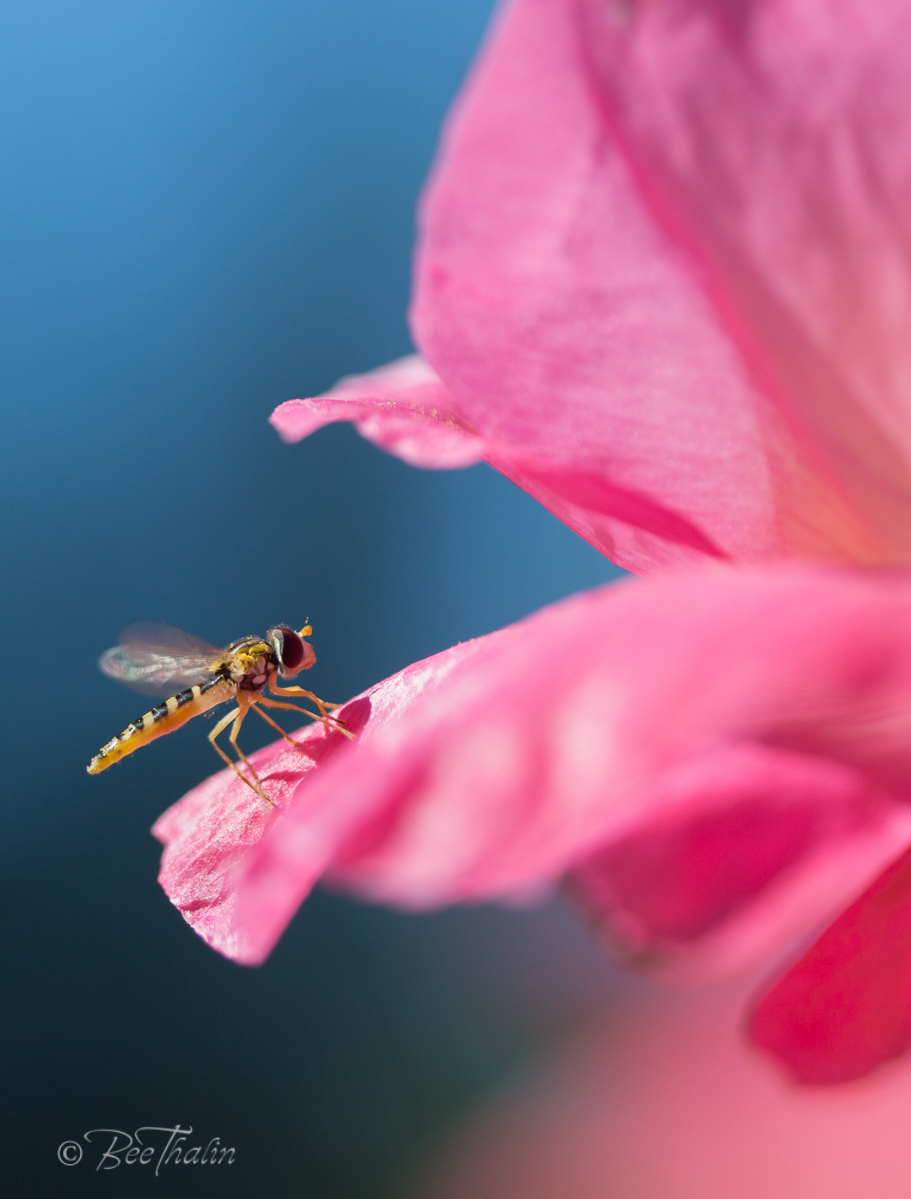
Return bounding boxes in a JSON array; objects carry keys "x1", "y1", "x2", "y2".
[{"x1": 269, "y1": 626, "x2": 313, "y2": 675}]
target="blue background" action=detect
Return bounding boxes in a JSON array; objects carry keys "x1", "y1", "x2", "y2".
[{"x1": 0, "y1": 2, "x2": 624, "y2": 1194}]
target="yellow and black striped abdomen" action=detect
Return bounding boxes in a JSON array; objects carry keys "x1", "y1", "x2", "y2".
[{"x1": 87, "y1": 676, "x2": 234, "y2": 774}]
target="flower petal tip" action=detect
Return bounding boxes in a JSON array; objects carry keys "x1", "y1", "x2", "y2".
[{"x1": 270, "y1": 355, "x2": 486, "y2": 468}]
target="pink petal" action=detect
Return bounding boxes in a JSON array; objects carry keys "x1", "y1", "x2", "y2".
[
  {"x1": 277, "y1": 0, "x2": 911, "y2": 573},
  {"x1": 156, "y1": 564, "x2": 911, "y2": 968},
  {"x1": 566, "y1": 744, "x2": 911, "y2": 985},
  {"x1": 412, "y1": 0, "x2": 784, "y2": 573},
  {"x1": 271, "y1": 355, "x2": 485, "y2": 469},
  {"x1": 750, "y1": 841, "x2": 911, "y2": 1084},
  {"x1": 153, "y1": 642, "x2": 484, "y2": 963},
  {"x1": 150, "y1": 723, "x2": 342, "y2": 963},
  {"x1": 582, "y1": 0, "x2": 911, "y2": 564}
]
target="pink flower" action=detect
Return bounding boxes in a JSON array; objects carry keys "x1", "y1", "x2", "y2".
[
  {"x1": 155, "y1": 0, "x2": 911, "y2": 1084},
  {"x1": 156, "y1": 565, "x2": 911, "y2": 1083},
  {"x1": 275, "y1": 0, "x2": 911, "y2": 576}
]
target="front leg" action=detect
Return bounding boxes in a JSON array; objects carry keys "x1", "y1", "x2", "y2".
[
  {"x1": 259, "y1": 694, "x2": 354, "y2": 741},
  {"x1": 268, "y1": 672, "x2": 342, "y2": 718}
]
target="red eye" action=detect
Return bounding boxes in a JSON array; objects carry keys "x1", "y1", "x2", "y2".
[
  {"x1": 268, "y1": 625, "x2": 314, "y2": 675},
  {"x1": 279, "y1": 631, "x2": 306, "y2": 671}
]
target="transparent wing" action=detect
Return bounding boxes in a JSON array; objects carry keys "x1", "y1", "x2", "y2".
[{"x1": 98, "y1": 622, "x2": 226, "y2": 698}]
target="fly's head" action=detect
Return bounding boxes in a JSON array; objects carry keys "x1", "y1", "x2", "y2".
[{"x1": 267, "y1": 625, "x2": 316, "y2": 677}]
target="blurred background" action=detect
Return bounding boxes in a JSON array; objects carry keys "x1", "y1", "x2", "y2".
[{"x1": 0, "y1": 2, "x2": 626, "y2": 1195}]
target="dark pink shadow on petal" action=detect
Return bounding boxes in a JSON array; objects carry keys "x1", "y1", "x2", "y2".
[
  {"x1": 334, "y1": 694, "x2": 373, "y2": 737},
  {"x1": 502, "y1": 464, "x2": 728, "y2": 559},
  {"x1": 749, "y1": 843, "x2": 911, "y2": 1084},
  {"x1": 572, "y1": 798, "x2": 820, "y2": 943},
  {"x1": 566, "y1": 742, "x2": 883, "y2": 965}
]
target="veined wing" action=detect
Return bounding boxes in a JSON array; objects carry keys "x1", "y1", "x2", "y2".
[{"x1": 98, "y1": 622, "x2": 226, "y2": 698}]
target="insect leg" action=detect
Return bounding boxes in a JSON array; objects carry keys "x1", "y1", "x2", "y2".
[
  {"x1": 250, "y1": 702, "x2": 297, "y2": 745},
  {"x1": 208, "y1": 701, "x2": 270, "y2": 803},
  {"x1": 259, "y1": 695, "x2": 321, "y2": 720},
  {"x1": 208, "y1": 706, "x2": 246, "y2": 776},
  {"x1": 259, "y1": 695, "x2": 355, "y2": 741},
  {"x1": 226, "y1": 696, "x2": 273, "y2": 803},
  {"x1": 269, "y1": 676, "x2": 342, "y2": 718}
]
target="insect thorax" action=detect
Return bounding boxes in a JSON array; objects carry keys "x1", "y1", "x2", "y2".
[{"x1": 224, "y1": 638, "x2": 274, "y2": 692}]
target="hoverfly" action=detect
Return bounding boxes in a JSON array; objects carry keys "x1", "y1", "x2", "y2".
[{"x1": 87, "y1": 622, "x2": 349, "y2": 803}]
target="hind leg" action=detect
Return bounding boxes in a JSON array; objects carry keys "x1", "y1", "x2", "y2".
[{"x1": 208, "y1": 697, "x2": 270, "y2": 803}]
